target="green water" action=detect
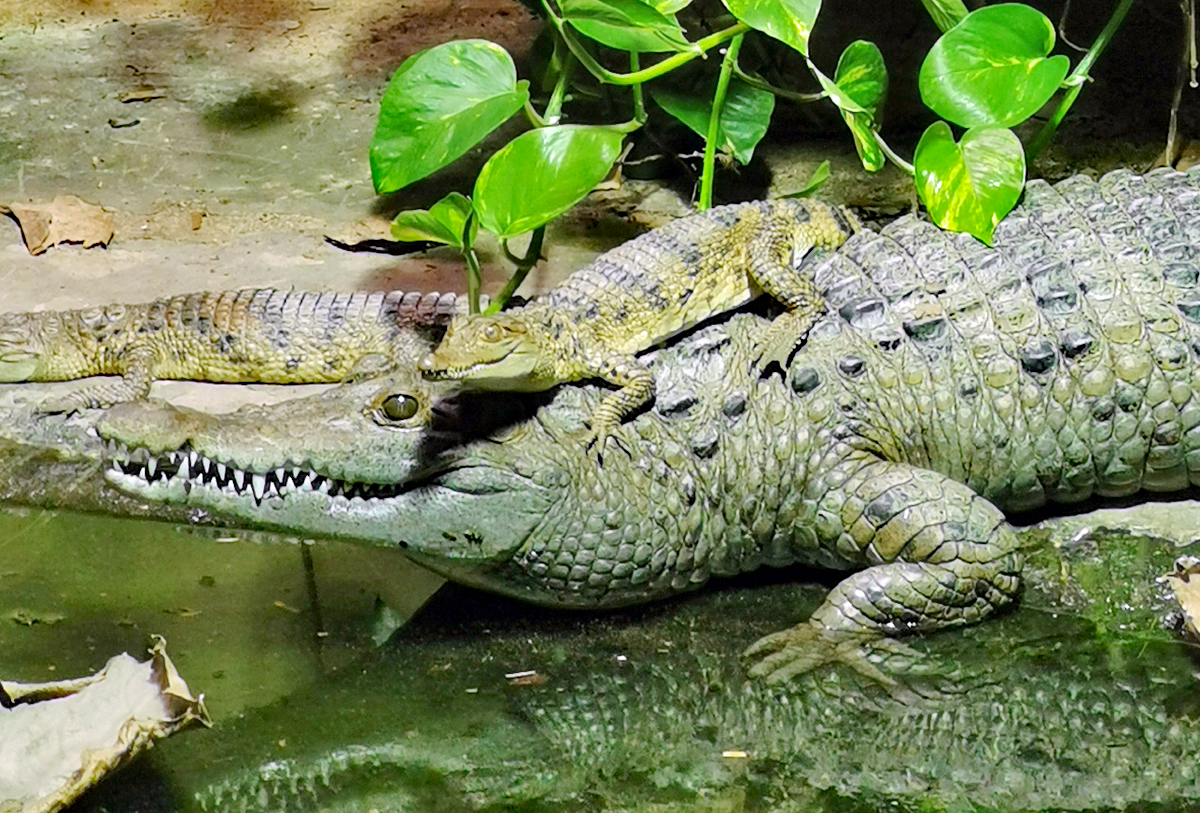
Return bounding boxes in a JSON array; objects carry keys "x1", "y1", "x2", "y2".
[
  {"x1": 5, "y1": 503, "x2": 1200, "y2": 813},
  {"x1": 0, "y1": 506, "x2": 442, "y2": 722}
]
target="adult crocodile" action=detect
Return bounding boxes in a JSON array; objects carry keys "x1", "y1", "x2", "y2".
[{"x1": 92, "y1": 166, "x2": 1200, "y2": 680}]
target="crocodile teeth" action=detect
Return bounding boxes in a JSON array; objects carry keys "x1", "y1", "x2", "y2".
[
  {"x1": 250, "y1": 473, "x2": 266, "y2": 503},
  {"x1": 105, "y1": 442, "x2": 407, "y2": 504}
]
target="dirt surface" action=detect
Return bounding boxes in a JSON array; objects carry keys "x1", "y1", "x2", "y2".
[{"x1": 0, "y1": 0, "x2": 544, "y2": 310}]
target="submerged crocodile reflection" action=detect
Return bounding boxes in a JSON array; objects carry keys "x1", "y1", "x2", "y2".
[{"x1": 73, "y1": 521, "x2": 1200, "y2": 813}]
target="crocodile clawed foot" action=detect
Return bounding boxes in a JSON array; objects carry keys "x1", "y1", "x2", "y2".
[
  {"x1": 585, "y1": 425, "x2": 630, "y2": 465},
  {"x1": 744, "y1": 622, "x2": 894, "y2": 685},
  {"x1": 744, "y1": 622, "x2": 961, "y2": 700},
  {"x1": 752, "y1": 327, "x2": 802, "y2": 377}
]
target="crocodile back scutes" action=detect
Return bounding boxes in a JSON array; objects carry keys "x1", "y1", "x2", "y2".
[
  {"x1": 40, "y1": 289, "x2": 469, "y2": 383},
  {"x1": 795, "y1": 168, "x2": 1200, "y2": 512}
]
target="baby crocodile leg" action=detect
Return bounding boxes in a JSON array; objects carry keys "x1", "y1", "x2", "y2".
[
  {"x1": 747, "y1": 204, "x2": 850, "y2": 371},
  {"x1": 582, "y1": 350, "x2": 655, "y2": 455},
  {"x1": 37, "y1": 343, "x2": 159, "y2": 414},
  {"x1": 745, "y1": 453, "x2": 1022, "y2": 683}
]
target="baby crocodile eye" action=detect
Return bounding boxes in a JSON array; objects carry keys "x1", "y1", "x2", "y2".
[
  {"x1": 379, "y1": 393, "x2": 418, "y2": 422},
  {"x1": 482, "y1": 324, "x2": 502, "y2": 342}
]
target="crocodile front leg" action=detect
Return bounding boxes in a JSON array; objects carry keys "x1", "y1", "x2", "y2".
[
  {"x1": 584, "y1": 350, "x2": 655, "y2": 456},
  {"x1": 36, "y1": 344, "x2": 158, "y2": 414},
  {"x1": 744, "y1": 219, "x2": 833, "y2": 371},
  {"x1": 746, "y1": 453, "x2": 1022, "y2": 683}
]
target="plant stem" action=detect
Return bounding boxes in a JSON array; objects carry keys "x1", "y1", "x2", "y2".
[
  {"x1": 629, "y1": 51, "x2": 645, "y2": 123},
  {"x1": 523, "y1": 99, "x2": 546, "y2": 128},
  {"x1": 488, "y1": 227, "x2": 547, "y2": 313},
  {"x1": 874, "y1": 131, "x2": 914, "y2": 176},
  {"x1": 540, "y1": 0, "x2": 748, "y2": 86},
  {"x1": 732, "y1": 64, "x2": 824, "y2": 103},
  {"x1": 699, "y1": 33, "x2": 743, "y2": 211},
  {"x1": 1026, "y1": 0, "x2": 1135, "y2": 161},
  {"x1": 464, "y1": 247, "x2": 483, "y2": 314},
  {"x1": 544, "y1": 52, "x2": 575, "y2": 125},
  {"x1": 461, "y1": 213, "x2": 483, "y2": 314}
]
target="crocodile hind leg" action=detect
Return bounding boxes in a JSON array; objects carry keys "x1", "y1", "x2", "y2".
[
  {"x1": 36, "y1": 345, "x2": 158, "y2": 414},
  {"x1": 746, "y1": 454, "x2": 1022, "y2": 684}
]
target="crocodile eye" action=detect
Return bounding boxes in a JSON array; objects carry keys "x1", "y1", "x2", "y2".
[
  {"x1": 482, "y1": 324, "x2": 502, "y2": 342},
  {"x1": 379, "y1": 393, "x2": 419, "y2": 422}
]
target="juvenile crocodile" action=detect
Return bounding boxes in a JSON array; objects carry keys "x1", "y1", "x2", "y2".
[
  {"x1": 0, "y1": 289, "x2": 468, "y2": 412},
  {"x1": 97, "y1": 168, "x2": 1200, "y2": 681},
  {"x1": 419, "y1": 198, "x2": 855, "y2": 449}
]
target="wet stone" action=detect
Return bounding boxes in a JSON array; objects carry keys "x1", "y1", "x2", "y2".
[
  {"x1": 838, "y1": 356, "x2": 866, "y2": 378},
  {"x1": 790, "y1": 367, "x2": 821, "y2": 395}
]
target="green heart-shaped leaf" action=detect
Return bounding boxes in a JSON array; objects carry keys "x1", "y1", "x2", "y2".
[
  {"x1": 652, "y1": 78, "x2": 775, "y2": 164},
  {"x1": 919, "y1": 0, "x2": 967, "y2": 32},
  {"x1": 832, "y1": 40, "x2": 887, "y2": 171},
  {"x1": 474, "y1": 125, "x2": 626, "y2": 239},
  {"x1": 721, "y1": 0, "x2": 820, "y2": 56},
  {"x1": 920, "y1": 4, "x2": 1069, "y2": 128},
  {"x1": 370, "y1": 40, "x2": 529, "y2": 194},
  {"x1": 390, "y1": 192, "x2": 477, "y2": 248},
  {"x1": 562, "y1": 0, "x2": 694, "y2": 52},
  {"x1": 914, "y1": 122, "x2": 1025, "y2": 244},
  {"x1": 781, "y1": 159, "x2": 831, "y2": 198}
]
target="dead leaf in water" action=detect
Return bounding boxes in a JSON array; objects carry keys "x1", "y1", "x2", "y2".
[
  {"x1": 1160, "y1": 555, "x2": 1200, "y2": 637},
  {"x1": 0, "y1": 195, "x2": 114, "y2": 255},
  {"x1": 0, "y1": 637, "x2": 208, "y2": 813}
]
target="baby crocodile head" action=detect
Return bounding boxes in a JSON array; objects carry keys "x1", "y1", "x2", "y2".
[{"x1": 419, "y1": 312, "x2": 559, "y2": 393}]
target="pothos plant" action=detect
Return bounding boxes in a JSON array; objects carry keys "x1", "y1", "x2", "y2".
[{"x1": 370, "y1": 0, "x2": 1135, "y2": 315}]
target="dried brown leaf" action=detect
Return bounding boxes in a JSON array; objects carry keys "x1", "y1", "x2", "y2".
[{"x1": 0, "y1": 195, "x2": 114, "y2": 255}]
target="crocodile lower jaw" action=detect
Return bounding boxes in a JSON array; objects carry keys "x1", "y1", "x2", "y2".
[{"x1": 104, "y1": 442, "x2": 414, "y2": 507}]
